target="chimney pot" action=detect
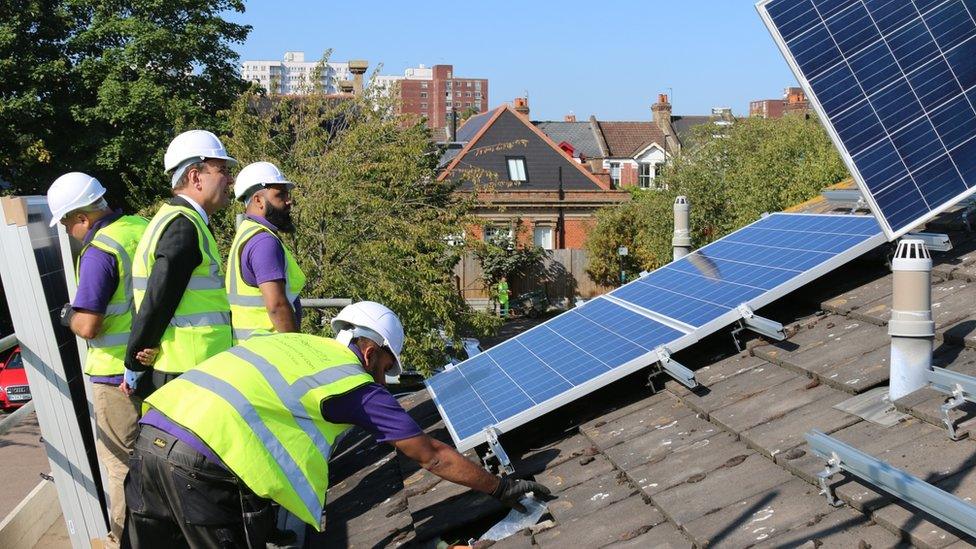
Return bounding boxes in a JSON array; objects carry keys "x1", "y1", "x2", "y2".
[
  {"x1": 564, "y1": 113, "x2": 576, "y2": 122},
  {"x1": 514, "y1": 97, "x2": 530, "y2": 117}
]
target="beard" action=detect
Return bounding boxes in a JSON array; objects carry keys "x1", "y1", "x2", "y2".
[{"x1": 265, "y1": 202, "x2": 295, "y2": 233}]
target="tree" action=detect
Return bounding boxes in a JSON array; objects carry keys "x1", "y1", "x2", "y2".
[
  {"x1": 222, "y1": 77, "x2": 499, "y2": 375},
  {"x1": 0, "y1": 0, "x2": 79, "y2": 192},
  {"x1": 472, "y1": 224, "x2": 546, "y2": 294},
  {"x1": 0, "y1": 0, "x2": 250, "y2": 212},
  {"x1": 586, "y1": 114, "x2": 849, "y2": 286}
]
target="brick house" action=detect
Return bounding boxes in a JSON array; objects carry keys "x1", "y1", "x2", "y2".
[{"x1": 438, "y1": 102, "x2": 630, "y2": 251}]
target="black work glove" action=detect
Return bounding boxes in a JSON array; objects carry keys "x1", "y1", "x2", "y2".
[
  {"x1": 491, "y1": 476, "x2": 552, "y2": 513},
  {"x1": 59, "y1": 303, "x2": 75, "y2": 328}
]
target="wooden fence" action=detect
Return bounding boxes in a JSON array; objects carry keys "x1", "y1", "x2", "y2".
[{"x1": 454, "y1": 249, "x2": 613, "y2": 308}]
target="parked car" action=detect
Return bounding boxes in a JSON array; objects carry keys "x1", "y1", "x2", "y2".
[{"x1": 0, "y1": 346, "x2": 31, "y2": 411}]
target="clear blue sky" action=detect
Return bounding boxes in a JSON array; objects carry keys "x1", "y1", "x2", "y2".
[{"x1": 229, "y1": 1, "x2": 799, "y2": 120}]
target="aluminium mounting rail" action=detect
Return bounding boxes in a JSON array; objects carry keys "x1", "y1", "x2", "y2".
[{"x1": 806, "y1": 430, "x2": 976, "y2": 538}]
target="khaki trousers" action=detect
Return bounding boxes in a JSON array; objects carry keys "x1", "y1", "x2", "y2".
[{"x1": 93, "y1": 382, "x2": 142, "y2": 544}]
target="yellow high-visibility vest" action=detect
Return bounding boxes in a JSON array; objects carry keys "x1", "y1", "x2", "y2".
[
  {"x1": 78, "y1": 215, "x2": 149, "y2": 376},
  {"x1": 132, "y1": 203, "x2": 231, "y2": 374},
  {"x1": 226, "y1": 218, "x2": 306, "y2": 343},
  {"x1": 145, "y1": 333, "x2": 373, "y2": 528}
]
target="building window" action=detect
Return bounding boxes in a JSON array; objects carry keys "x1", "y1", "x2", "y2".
[
  {"x1": 475, "y1": 82, "x2": 482, "y2": 90},
  {"x1": 420, "y1": 92, "x2": 427, "y2": 98},
  {"x1": 533, "y1": 226, "x2": 554, "y2": 250},
  {"x1": 609, "y1": 162, "x2": 621, "y2": 187},
  {"x1": 466, "y1": 92, "x2": 471, "y2": 97},
  {"x1": 420, "y1": 102, "x2": 427, "y2": 109},
  {"x1": 484, "y1": 225, "x2": 513, "y2": 243},
  {"x1": 421, "y1": 82, "x2": 428, "y2": 88},
  {"x1": 467, "y1": 81, "x2": 473, "y2": 88},
  {"x1": 507, "y1": 157, "x2": 527, "y2": 182},
  {"x1": 638, "y1": 162, "x2": 654, "y2": 189}
]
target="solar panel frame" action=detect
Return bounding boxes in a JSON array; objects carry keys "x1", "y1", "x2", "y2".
[
  {"x1": 427, "y1": 213, "x2": 885, "y2": 452},
  {"x1": 756, "y1": 0, "x2": 976, "y2": 240}
]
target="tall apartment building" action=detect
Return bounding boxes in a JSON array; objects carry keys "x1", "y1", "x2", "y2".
[
  {"x1": 240, "y1": 51, "x2": 354, "y2": 95},
  {"x1": 380, "y1": 64, "x2": 489, "y2": 133},
  {"x1": 749, "y1": 87, "x2": 811, "y2": 118}
]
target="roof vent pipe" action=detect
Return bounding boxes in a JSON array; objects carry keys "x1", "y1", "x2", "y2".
[
  {"x1": 888, "y1": 239, "x2": 935, "y2": 401},
  {"x1": 673, "y1": 196, "x2": 691, "y2": 261}
]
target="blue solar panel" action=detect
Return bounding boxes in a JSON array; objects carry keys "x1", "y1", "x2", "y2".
[
  {"x1": 759, "y1": 0, "x2": 976, "y2": 239},
  {"x1": 427, "y1": 213, "x2": 884, "y2": 450}
]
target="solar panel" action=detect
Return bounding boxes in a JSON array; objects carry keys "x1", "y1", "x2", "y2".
[
  {"x1": 427, "y1": 213, "x2": 884, "y2": 451},
  {"x1": 758, "y1": 0, "x2": 976, "y2": 240}
]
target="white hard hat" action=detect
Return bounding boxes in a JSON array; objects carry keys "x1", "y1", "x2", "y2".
[
  {"x1": 46, "y1": 172, "x2": 107, "y2": 227},
  {"x1": 234, "y1": 161, "x2": 295, "y2": 201},
  {"x1": 332, "y1": 301, "x2": 405, "y2": 376},
  {"x1": 164, "y1": 129, "x2": 238, "y2": 173}
]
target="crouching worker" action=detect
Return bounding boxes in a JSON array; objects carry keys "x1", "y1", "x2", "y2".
[{"x1": 124, "y1": 301, "x2": 549, "y2": 547}]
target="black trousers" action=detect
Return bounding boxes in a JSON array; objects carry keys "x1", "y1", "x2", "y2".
[{"x1": 124, "y1": 424, "x2": 275, "y2": 549}]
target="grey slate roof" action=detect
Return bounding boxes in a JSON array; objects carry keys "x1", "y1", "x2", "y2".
[
  {"x1": 671, "y1": 115, "x2": 716, "y2": 145},
  {"x1": 532, "y1": 121, "x2": 602, "y2": 159},
  {"x1": 311, "y1": 202, "x2": 976, "y2": 547},
  {"x1": 456, "y1": 110, "x2": 495, "y2": 143}
]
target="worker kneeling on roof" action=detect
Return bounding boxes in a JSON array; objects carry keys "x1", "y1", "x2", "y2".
[
  {"x1": 124, "y1": 301, "x2": 550, "y2": 547},
  {"x1": 48, "y1": 173, "x2": 148, "y2": 548},
  {"x1": 226, "y1": 161, "x2": 304, "y2": 341}
]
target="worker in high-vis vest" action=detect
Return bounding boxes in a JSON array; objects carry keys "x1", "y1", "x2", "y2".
[
  {"x1": 124, "y1": 130, "x2": 236, "y2": 397},
  {"x1": 226, "y1": 161, "x2": 304, "y2": 342},
  {"x1": 47, "y1": 172, "x2": 148, "y2": 548},
  {"x1": 125, "y1": 302, "x2": 549, "y2": 547}
]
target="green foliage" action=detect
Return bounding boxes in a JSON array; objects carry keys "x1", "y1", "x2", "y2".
[
  {"x1": 587, "y1": 114, "x2": 850, "y2": 286},
  {"x1": 472, "y1": 225, "x2": 547, "y2": 291},
  {"x1": 222, "y1": 80, "x2": 499, "y2": 375},
  {"x1": 0, "y1": 0, "x2": 249, "y2": 211},
  {"x1": 0, "y1": 0, "x2": 78, "y2": 192}
]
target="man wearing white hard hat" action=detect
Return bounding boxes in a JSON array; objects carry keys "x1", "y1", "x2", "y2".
[
  {"x1": 126, "y1": 301, "x2": 549, "y2": 547},
  {"x1": 124, "y1": 130, "x2": 237, "y2": 397},
  {"x1": 47, "y1": 172, "x2": 149, "y2": 547},
  {"x1": 225, "y1": 161, "x2": 305, "y2": 341}
]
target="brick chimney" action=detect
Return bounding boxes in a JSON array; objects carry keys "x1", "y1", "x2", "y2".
[
  {"x1": 564, "y1": 113, "x2": 577, "y2": 122},
  {"x1": 514, "y1": 97, "x2": 530, "y2": 118},
  {"x1": 348, "y1": 60, "x2": 369, "y2": 95},
  {"x1": 652, "y1": 94, "x2": 680, "y2": 153}
]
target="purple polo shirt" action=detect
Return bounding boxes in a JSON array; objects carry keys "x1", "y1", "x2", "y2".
[
  {"x1": 73, "y1": 211, "x2": 125, "y2": 386},
  {"x1": 240, "y1": 214, "x2": 301, "y2": 325},
  {"x1": 140, "y1": 343, "x2": 423, "y2": 465}
]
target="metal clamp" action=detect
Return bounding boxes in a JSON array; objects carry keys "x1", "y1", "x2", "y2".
[
  {"x1": 926, "y1": 368, "x2": 976, "y2": 441},
  {"x1": 731, "y1": 304, "x2": 786, "y2": 350},
  {"x1": 941, "y1": 385, "x2": 967, "y2": 441},
  {"x1": 482, "y1": 427, "x2": 514, "y2": 476},
  {"x1": 816, "y1": 452, "x2": 844, "y2": 507},
  {"x1": 654, "y1": 347, "x2": 698, "y2": 389}
]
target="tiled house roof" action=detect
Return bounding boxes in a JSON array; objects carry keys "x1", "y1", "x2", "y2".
[
  {"x1": 597, "y1": 121, "x2": 670, "y2": 157},
  {"x1": 311, "y1": 198, "x2": 976, "y2": 547}
]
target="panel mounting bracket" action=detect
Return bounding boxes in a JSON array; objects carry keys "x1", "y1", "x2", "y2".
[
  {"x1": 653, "y1": 347, "x2": 697, "y2": 389},
  {"x1": 815, "y1": 451, "x2": 844, "y2": 507},
  {"x1": 732, "y1": 304, "x2": 786, "y2": 350},
  {"x1": 482, "y1": 427, "x2": 514, "y2": 476},
  {"x1": 926, "y1": 368, "x2": 976, "y2": 440}
]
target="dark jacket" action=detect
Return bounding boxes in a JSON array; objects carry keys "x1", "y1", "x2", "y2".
[{"x1": 124, "y1": 197, "x2": 209, "y2": 389}]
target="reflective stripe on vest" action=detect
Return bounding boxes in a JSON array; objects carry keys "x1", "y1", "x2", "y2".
[
  {"x1": 226, "y1": 219, "x2": 306, "y2": 342},
  {"x1": 78, "y1": 216, "x2": 148, "y2": 375},
  {"x1": 132, "y1": 204, "x2": 231, "y2": 374},
  {"x1": 145, "y1": 334, "x2": 373, "y2": 528}
]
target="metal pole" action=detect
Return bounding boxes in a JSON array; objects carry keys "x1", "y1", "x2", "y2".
[
  {"x1": 299, "y1": 298, "x2": 353, "y2": 309},
  {"x1": 889, "y1": 239, "x2": 934, "y2": 401},
  {"x1": 672, "y1": 196, "x2": 691, "y2": 261}
]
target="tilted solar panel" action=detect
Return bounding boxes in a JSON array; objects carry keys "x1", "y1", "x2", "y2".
[
  {"x1": 427, "y1": 214, "x2": 884, "y2": 451},
  {"x1": 758, "y1": 0, "x2": 976, "y2": 240}
]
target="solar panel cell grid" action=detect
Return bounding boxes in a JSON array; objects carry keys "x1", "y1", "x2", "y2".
[
  {"x1": 760, "y1": 0, "x2": 976, "y2": 238},
  {"x1": 428, "y1": 214, "x2": 884, "y2": 449}
]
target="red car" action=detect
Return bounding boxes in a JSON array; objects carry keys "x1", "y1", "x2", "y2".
[{"x1": 0, "y1": 346, "x2": 31, "y2": 410}]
